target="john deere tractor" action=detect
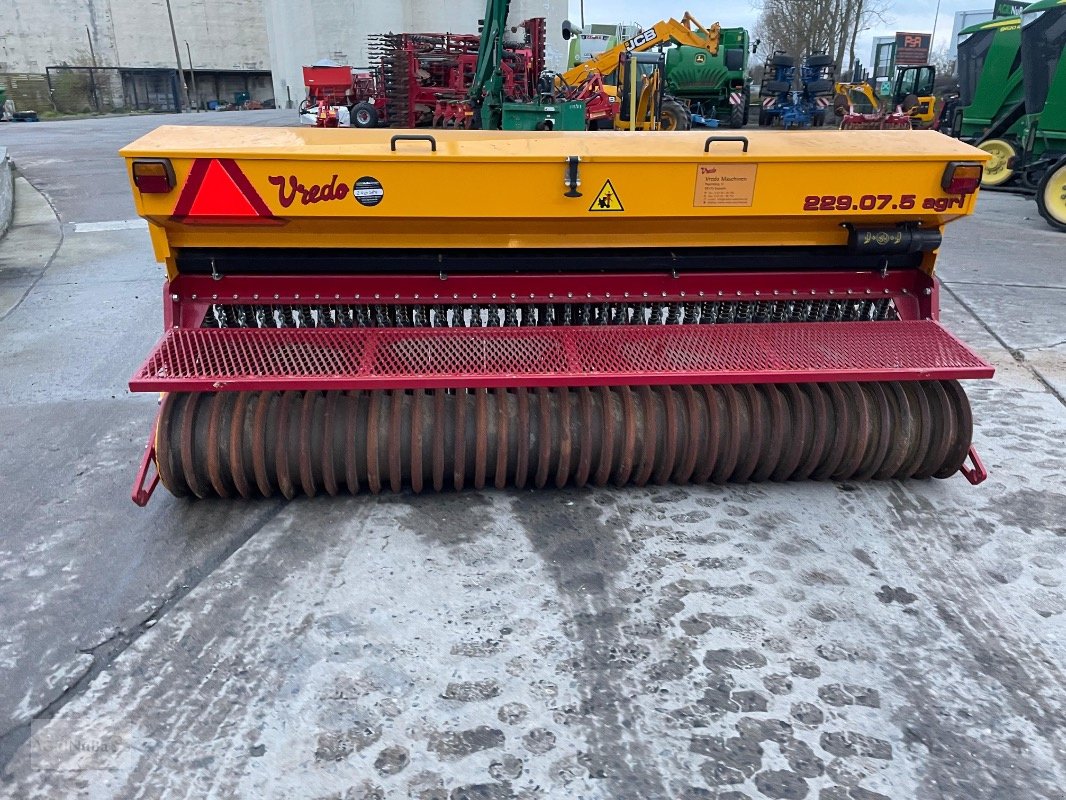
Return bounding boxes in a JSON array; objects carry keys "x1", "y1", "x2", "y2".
[
  {"x1": 963, "y1": 0, "x2": 1066, "y2": 229},
  {"x1": 664, "y1": 26, "x2": 752, "y2": 128}
]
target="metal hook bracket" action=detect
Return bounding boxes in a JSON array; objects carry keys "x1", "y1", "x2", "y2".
[{"x1": 564, "y1": 156, "x2": 582, "y2": 198}]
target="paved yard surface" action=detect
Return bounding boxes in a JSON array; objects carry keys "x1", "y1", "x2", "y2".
[{"x1": 0, "y1": 111, "x2": 1063, "y2": 799}]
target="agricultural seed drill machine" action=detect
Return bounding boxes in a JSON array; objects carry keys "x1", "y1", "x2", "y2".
[
  {"x1": 299, "y1": 23, "x2": 545, "y2": 129},
  {"x1": 122, "y1": 128, "x2": 992, "y2": 504}
]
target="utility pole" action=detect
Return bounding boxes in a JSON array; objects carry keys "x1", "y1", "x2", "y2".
[
  {"x1": 164, "y1": 0, "x2": 190, "y2": 111},
  {"x1": 85, "y1": 26, "x2": 100, "y2": 111},
  {"x1": 930, "y1": 0, "x2": 943, "y2": 57},
  {"x1": 185, "y1": 41, "x2": 199, "y2": 111},
  {"x1": 580, "y1": 0, "x2": 584, "y2": 28}
]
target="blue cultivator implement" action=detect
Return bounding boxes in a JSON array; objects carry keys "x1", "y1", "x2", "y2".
[{"x1": 758, "y1": 51, "x2": 835, "y2": 128}]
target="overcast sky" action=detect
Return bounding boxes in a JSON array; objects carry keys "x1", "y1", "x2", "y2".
[{"x1": 566, "y1": 0, "x2": 988, "y2": 63}]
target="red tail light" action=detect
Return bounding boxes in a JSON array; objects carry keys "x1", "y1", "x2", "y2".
[
  {"x1": 132, "y1": 159, "x2": 175, "y2": 194},
  {"x1": 942, "y1": 162, "x2": 983, "y2": 195}
]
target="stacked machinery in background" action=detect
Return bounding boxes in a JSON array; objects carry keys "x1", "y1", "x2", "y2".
[
  {"x1": 833, "y1": 66, "x2": 939, "y2": 131},
  {"x1": 558, "y1": 12, "x2": 727, "y2": 130},
  {"x1": 561, "y1": 15, "x2": 752, "y2": 129},
  {"x1": 371, "y1": 27, "x2": 544, "y2": 128},
  {"x1": 301, "y1": 6, "x2": 751, "y2": 133},
  {"x1": 300, "y1": 21, "x2": 544, "y2": 129}
]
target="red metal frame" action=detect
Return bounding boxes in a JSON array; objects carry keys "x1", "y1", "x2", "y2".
[
  {"x1": 130, "y1": 266, "x2": 995, "y2": 499},
  {"x1": 961, "y1": 445, "x2": 988, "y2": 485},
  {"x1": 162, "y1": 269, "x2": 939, "y2": 330},
  {"x1": 131, "y1": 418, "x2": 160, "y2": 506}
]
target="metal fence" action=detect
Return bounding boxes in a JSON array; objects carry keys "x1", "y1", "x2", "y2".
[
  {"x1": 0, "y1": 73, "x2": 53, "y2": 112},
  {"x1": 45, "y1": 66, "x2": 181, "y2": 113}
]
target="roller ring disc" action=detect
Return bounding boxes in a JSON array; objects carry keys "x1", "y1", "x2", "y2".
[
  {"x1": 732, "y1": 384, "x2": 763, "y2": 483},
  {"x1": 711, "y1": 385, "x2": 742, "y2": 484},
  {"x1": 366, "y1": 391, "x2": 382, "y2": 494},
  {"x1": 673, "y1": 385, "x2": 701, "y2": 483},
  {"x1": 535, "y1": 388, "x2": 552, "y2": 489},
  {"x1": 614, "y1": 385, "x2": 637, "y2": 487},
  {"x1": 321, "y1": 392, "x2": 339, "y2": 496},
  {"x1": 633, "y1": 386, "x2": 657, "y2": 486},
  {"x1": 854, "y1": 383, "x2": 892, "y2": 481},
  {"x1": 157, "y1": 393, "x2": 188, "y2": 497},
  {"x1": 217, "y1": 392, "x2": 240, "y2": 496},
  {"x1": 514, "y1": 389, "x2": 530, "y2": 489},
  {"x1": 298, "y1": 390, "x2": 318, "y2": 498},
  {"x1": 554, "y1": 387, "x2": 572, "y2": 488},
  {"x1": 229, "y1": 392, "x2": 253, "y2": 498},
  {"x1": 771, "y1": 383, "x2": 808, "y2": 481},
  {"x1": 411, "y1": 389, "x2": 424, "y2": 494},
  {"x1": 934, "y1": 381, "x2": 973, "y2": 479},
  {"x1": 474, "y1": 388, "x2": 488, "y2": 491},
  {"x1": 811, "y1": 383, "x2": 850, "y2": 480},
  {"x1": 389, "y1": 390, "x2": 404, "y2": 493},
  {"x1": 453, "y1": 388, "x2": 467, "y2": 491},
  {"x1": 344, "y1": 391, "x2": 361, "y2": 494},
  {"x1": 275, "y1": 392, "x2": 297, "y2": 500},
  {"x1": 792, "y1": 384, "x2": 829, "y2": 481},
  {"x1": 593, "y1": 386, "x2": 614, "y2": 487},
  {"x1": 832, "y1": 382, "x2": 872, "y2": 481},
  {"x1": 205, "y1": 392, "x2": 231, "y2": 498},
  {"x1": 691, "y1": 385, "x2": 719, "y2": 484},
  {"x1": 874, "y1": 382, "x2": 912, "y2": 480},
  {"x1": 653, "y1": 387, "x2": 679, "y2": 485},
  {"x1": 897, "y1": 382, "x2": 932, "y2": 479},
  {"x1": 432, "y1": 390, "x2": 446, "y2": 492},
  {"x1": 751, "y1": 385, "x2": 787, "y2": 482},
  {"x1": 914, "y1": 381, "x2": 955, "y2": 479},
  {"x1": 180, "y1": 392, "x2": 207, "y2": 499},
  {"x1": 574, "y1": 388, "x2": 593, "y2": 488},
  {"x1": 494, "y1": 389, "x2": 509, "y2": 490},
  {"x1": 252, "y1": 392, "x2": 276, "y2": 497}
]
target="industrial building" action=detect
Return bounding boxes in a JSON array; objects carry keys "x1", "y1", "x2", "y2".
[
  {"x1": 0, "y1": 0, "x2": 271, "y2": 112},
  {"x1": 0, "y1": 0, "x2": 565, "y2": 114}
]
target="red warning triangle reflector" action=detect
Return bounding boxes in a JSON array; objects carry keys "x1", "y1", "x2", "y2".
[{"x1": 172, "y1": 158, "x2": 281, "y2": 225}]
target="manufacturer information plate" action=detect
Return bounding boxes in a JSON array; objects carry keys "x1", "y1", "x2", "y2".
[{"x1": 693, "y1": 164, "x2": 758, "y2": 207}]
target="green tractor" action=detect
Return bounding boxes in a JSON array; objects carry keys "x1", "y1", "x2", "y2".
[
  {"x1": 664, "y1": 26, "x2": 752, "y2": 128},
  {"x1": 952, "y1": 15, "x2": 1027, "y2": 176},
  {"x1": 1016, "y1": 0, "x2": 1066, "y2": 229},
  {"x1": 956, "y1": 0, "x2": 1066, "y2": 229},
  {"x1": 1019, "y1": 0, "x2": 1066, "y2": 228}
]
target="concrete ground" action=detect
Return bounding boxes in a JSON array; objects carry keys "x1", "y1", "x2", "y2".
[{"x1": 0, "y1": 111, "x2": 1063, "y2": 800}]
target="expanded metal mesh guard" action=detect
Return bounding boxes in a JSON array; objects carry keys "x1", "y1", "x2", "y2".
[{"x1": 131, "y1": 321, "x2": 993, "y2": 392}]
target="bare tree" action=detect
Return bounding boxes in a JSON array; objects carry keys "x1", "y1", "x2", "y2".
[{"x1": 754, "y1": 0, "x2": 891, "y2": 76}]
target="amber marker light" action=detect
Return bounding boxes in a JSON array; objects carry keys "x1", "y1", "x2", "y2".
[
  {"x1": 132, "y1": 159, "x2": 176, "y2": 193},
  {"x1": 942, "y1": 162, "x2": 983, "y2": 195}
]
